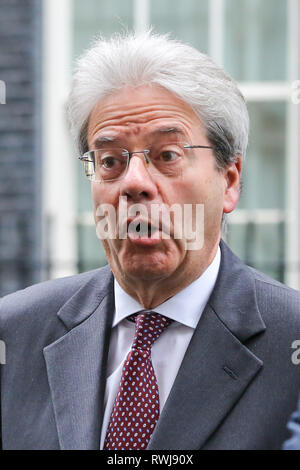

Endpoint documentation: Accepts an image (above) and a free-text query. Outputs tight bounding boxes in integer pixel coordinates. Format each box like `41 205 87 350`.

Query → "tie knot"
129 310 172 351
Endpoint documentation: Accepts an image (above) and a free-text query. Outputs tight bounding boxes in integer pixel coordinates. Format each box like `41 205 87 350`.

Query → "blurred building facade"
0 0 300 297
0 0 43 296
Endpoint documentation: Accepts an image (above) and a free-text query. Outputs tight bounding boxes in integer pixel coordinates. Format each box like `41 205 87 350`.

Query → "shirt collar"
113 246 221 329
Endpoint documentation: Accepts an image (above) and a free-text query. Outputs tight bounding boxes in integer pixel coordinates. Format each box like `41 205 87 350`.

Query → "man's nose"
119 153 158 202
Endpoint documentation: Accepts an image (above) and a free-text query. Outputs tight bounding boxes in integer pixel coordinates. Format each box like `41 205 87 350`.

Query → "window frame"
42 0 300 287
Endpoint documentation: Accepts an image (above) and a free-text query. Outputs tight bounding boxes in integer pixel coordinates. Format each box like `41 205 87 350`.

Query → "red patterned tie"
103 310 172 450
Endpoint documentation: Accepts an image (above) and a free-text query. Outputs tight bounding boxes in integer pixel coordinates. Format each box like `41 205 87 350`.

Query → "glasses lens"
83 149 128 182
147 142 184 179
83 157 96 181
95 149 128 181
81 144 187 181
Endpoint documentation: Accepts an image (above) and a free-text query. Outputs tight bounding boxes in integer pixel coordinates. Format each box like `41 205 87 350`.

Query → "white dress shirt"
100 247 221 448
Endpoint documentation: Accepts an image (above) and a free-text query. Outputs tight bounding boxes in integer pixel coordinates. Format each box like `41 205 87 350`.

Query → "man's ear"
223 155 242 214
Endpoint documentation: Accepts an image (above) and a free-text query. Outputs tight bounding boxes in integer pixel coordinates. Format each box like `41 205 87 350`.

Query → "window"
43 0 300 287
225 0 287 81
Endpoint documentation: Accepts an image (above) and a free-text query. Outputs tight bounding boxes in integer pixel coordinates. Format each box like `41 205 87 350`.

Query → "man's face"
87 85 240 287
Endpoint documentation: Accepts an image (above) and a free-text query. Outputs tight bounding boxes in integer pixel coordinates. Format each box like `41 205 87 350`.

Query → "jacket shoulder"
249 266 300 326
249 265 297 291
0 265 110 325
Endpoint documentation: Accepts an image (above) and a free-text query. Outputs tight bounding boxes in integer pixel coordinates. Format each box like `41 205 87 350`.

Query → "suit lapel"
43 266 114 450
148 240 266 450
148 304 263 450
43 241 266 450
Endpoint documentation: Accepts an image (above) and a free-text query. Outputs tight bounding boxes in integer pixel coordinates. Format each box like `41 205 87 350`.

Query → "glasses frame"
78 144 213 182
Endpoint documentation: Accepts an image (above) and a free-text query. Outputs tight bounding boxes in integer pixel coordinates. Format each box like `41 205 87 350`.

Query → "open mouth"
124 216 165 246
128 219 158 238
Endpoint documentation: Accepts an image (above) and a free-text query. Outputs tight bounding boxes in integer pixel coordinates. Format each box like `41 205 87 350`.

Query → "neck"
112 241 220 308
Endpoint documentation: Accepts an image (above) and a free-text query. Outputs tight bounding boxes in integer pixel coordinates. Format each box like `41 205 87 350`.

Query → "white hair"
67 31 249 168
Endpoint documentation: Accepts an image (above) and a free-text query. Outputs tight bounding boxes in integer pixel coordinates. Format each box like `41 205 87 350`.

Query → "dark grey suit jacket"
1 240 300 450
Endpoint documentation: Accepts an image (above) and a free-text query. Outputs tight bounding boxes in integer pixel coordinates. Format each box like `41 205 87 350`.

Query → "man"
1 31 300 450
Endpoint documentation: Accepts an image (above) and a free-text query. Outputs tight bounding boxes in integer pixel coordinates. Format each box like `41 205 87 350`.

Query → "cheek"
91 183 116 207
179 173 225 211
175 178 211 204
91 185 99 208
91 186 110 223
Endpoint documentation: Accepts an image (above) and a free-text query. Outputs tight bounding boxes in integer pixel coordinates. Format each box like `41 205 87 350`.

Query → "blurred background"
0 0 299 297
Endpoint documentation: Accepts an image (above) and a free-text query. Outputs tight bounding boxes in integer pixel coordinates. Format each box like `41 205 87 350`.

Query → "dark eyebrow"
150 126 186 137
93 126 185 148
94 135 120 147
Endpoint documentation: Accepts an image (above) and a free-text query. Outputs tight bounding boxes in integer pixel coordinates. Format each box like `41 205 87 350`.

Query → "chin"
120 253 178 282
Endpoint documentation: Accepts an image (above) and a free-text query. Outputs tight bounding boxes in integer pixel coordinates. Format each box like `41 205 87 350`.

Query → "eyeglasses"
78 142 213 182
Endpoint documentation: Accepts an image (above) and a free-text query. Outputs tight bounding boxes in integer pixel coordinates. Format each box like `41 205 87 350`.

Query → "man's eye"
159 151 180 162
101 156 117 168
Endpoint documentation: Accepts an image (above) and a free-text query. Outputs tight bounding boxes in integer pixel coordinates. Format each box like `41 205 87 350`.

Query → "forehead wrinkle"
89 118 193 148
97 97 187 115
88 83 205 138
90 94 200 125
88 94 204 148
89 109 198 139
93 125 186 147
